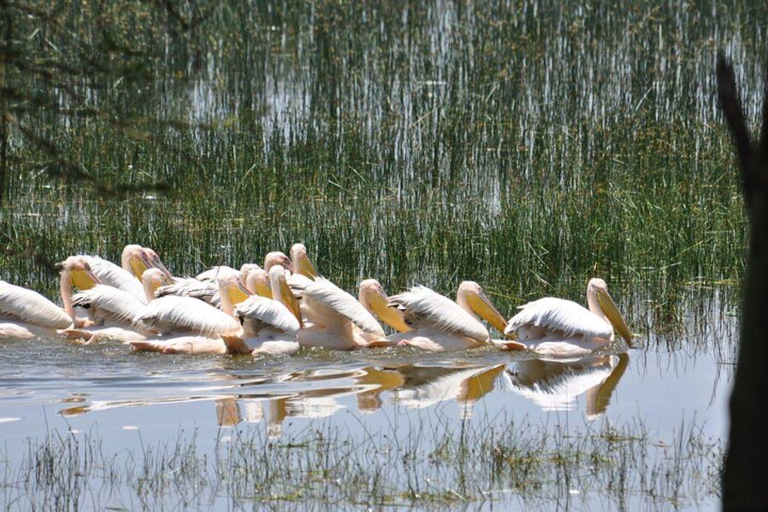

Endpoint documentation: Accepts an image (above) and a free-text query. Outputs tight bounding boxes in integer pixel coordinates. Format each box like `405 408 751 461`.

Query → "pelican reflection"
503 353 629 418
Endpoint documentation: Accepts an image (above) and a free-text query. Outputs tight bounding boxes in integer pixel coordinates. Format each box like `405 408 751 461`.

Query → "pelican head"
57 256 100 290
456 281 508 336
217 273 252 315
238 264 262 291
142 268 173 302
121 244 152 281
290 243 318 279
269 265 302 326
587 278 632 346
57 256 101 322
358 279 410 332
264 252 293 273
245 267 273 298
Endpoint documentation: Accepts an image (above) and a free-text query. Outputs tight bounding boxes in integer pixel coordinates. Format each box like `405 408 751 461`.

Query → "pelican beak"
279 279 303 328
468 290 509 336
71 269 99 290
130 253 152 281
597 290 633 346
297 254 318 279
253 278 273 299
149 254 173 280
460 364 506 402
228 282 251 306
367 289 410 332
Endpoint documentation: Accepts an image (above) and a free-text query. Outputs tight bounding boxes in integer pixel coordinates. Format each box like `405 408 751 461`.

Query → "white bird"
290 276 385 350
58 247 149 305
290 243 319 279
385 281 509 351
220 265 301 356
503 278 633 358
0 280 72 339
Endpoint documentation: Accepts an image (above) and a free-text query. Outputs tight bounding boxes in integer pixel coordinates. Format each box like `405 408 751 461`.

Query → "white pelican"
385 281 509 351
59 252 147 304
196 265 239 282
220 265 301 356
133 269 242 338
0 280 72 339
60 264 171 343
503 278 633 358
159 264 262 308
290 275 385 350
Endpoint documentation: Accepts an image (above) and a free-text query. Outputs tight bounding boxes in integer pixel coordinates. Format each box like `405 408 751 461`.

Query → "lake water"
0 289 733 510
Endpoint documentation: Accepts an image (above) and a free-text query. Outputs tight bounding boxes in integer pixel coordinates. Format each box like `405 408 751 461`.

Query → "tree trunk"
718 56 768 510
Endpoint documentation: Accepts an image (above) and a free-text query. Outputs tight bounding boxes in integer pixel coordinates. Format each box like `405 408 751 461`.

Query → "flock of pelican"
0 243 633 358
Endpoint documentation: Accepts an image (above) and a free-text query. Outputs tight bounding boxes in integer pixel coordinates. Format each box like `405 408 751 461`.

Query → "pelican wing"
235 296 300 336
506 297 613 340
291 277 383 335
134 295 240 337
156 278 221 307
0 280 71 329
71 285 146 326
389 286 489 342
84 256 147 304
196 266 238 282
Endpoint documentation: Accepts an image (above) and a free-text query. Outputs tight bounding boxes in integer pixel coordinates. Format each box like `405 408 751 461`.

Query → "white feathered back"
84 256 147 304
506 297 613 340
71 285 146 325
235 296 300 336
291 277 383 335
388 286 490 342
134 295 239 337
0 280 72 329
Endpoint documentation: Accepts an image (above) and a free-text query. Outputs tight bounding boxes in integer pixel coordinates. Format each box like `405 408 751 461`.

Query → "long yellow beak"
279 279 303 328
597 290 633 346
297 254 318 279
71 269 99 290
253 277 273 299
460 364 506 403
367 290 410 332
227 282 251 306
129 254 151 281
467 291 509 336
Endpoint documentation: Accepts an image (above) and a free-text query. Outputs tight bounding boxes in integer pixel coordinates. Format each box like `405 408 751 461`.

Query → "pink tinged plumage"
0 280 72 329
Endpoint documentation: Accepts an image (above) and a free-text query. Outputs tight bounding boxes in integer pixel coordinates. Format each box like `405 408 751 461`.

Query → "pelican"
220 265 301 356
385 281 509 351
503 278 633 358
128 269 241 355
133 269 242 338
60 265 171 343
0 280 72 339
159 263 262 307
59 251 148 304
290 276 385 350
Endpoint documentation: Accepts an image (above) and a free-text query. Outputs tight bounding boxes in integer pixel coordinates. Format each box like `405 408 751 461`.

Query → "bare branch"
717 55 753 171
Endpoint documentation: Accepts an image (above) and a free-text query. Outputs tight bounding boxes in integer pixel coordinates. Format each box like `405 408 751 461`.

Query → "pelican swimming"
502 278 633 358
0 280 73 339
220 265 302 356
385 281 509 351
290 275 386 350
59 249 148 305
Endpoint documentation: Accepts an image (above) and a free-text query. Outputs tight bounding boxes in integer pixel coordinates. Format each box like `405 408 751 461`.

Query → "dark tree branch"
719 55 768 511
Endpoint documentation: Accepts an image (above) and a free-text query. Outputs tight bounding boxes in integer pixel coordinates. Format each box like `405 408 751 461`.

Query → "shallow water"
0 297 732 509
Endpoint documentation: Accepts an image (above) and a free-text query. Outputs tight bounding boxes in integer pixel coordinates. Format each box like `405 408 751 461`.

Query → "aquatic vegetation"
0 415 722 510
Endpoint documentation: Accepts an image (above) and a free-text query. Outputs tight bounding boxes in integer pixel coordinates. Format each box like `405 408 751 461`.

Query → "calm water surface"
0 291 733 509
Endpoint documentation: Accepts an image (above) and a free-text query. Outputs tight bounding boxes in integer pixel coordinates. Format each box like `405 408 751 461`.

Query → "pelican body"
0 280 72 339
386 281 508 352
503 278 633 358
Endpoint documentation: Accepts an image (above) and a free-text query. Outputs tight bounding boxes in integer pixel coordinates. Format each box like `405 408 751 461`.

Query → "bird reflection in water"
503 353 629 418
58 353 629 433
